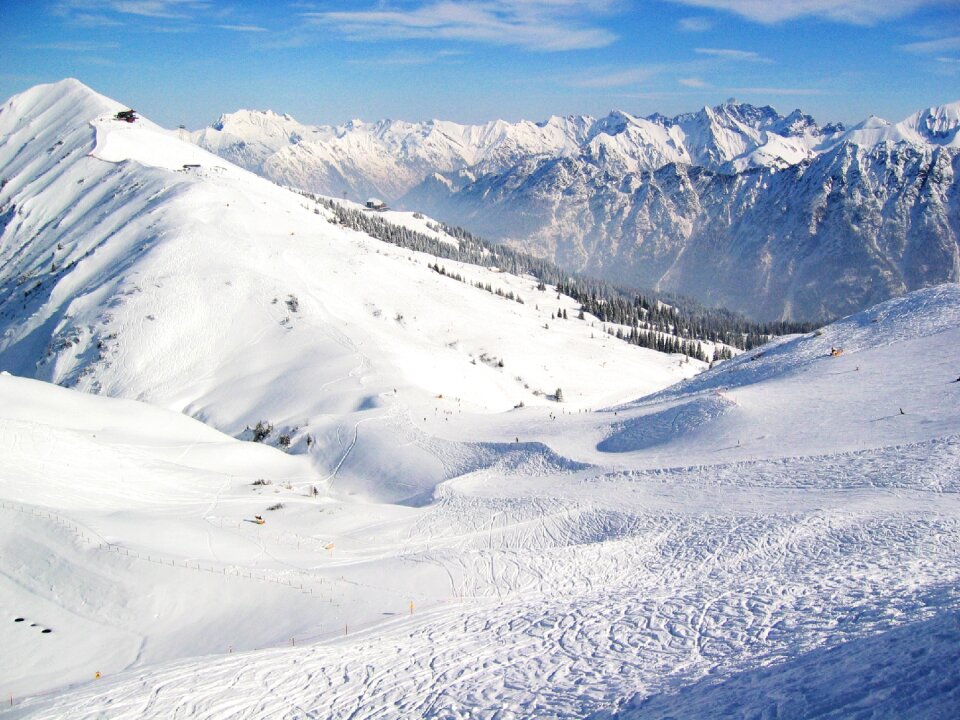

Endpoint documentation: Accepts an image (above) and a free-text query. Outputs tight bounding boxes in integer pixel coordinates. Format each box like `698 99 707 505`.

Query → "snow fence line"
0 501 339 604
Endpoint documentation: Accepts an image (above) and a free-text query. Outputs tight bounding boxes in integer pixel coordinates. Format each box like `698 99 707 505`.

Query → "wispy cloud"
679 76 710 87
69 12 125 27
304 1 620 51
934 55 960 74
218 24 268 33
566 66 660 88
55 0 212 21
694 47 772 62
348 49 467 66
665 0 950 25
901 35 960 54
24 40 121 51
678 16 712 32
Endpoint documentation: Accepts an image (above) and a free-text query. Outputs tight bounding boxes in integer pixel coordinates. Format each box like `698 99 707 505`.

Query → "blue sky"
1 0 959 129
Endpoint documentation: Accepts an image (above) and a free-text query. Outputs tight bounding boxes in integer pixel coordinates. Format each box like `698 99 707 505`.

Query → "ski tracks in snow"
15 440 960 719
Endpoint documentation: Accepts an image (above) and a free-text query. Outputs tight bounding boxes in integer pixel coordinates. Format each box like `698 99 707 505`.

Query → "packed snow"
2 80 959 719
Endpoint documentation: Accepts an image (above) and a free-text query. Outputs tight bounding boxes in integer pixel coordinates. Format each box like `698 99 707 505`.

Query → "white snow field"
1 80 959 719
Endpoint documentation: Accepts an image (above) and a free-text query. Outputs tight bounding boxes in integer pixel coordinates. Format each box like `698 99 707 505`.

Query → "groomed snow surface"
1 81 959 719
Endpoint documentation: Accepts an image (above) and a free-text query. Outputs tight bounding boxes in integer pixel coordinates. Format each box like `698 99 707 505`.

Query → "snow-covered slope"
3 78 959 720
0 79 699 505
5 276 959 717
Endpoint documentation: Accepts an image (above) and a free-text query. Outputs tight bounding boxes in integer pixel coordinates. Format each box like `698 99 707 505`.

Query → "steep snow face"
0 79 699 505
5 284 960 718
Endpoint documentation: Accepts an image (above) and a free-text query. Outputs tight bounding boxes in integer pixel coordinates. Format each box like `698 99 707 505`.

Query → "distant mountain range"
192 100 960 321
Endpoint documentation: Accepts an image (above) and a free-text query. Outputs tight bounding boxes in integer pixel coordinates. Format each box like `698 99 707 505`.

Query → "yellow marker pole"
409 600 414 616
95 671 101 680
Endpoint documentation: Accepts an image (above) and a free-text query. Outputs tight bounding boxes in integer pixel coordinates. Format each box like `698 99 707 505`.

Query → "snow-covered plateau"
1 80 959 719
193 98 960 322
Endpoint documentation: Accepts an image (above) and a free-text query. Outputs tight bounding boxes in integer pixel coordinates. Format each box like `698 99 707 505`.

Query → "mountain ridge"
190 97 960 320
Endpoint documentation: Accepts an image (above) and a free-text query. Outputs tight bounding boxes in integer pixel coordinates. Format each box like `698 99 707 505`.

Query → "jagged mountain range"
192 100 960 321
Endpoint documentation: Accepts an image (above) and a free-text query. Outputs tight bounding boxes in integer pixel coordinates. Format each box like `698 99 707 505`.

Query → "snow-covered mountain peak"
1 78 702 496
0 78 120 130
210 108 307 141
900 100 960 147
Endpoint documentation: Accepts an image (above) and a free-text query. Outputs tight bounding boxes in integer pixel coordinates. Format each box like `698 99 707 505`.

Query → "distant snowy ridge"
191 99 960 321
191 99 960 201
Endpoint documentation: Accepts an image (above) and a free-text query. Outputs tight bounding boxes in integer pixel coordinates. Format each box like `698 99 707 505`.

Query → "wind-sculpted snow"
598 395 735 453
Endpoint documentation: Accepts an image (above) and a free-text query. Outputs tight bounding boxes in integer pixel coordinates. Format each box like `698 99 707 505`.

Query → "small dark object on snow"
953 376 960 383
41 628 52 634
14 617 24 622
900 408 905 415
115 109 138 123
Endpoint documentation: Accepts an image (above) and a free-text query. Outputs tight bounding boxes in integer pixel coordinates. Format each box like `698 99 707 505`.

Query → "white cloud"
69 13 125 27
24 40 121 51
902 35 960 54
694 47 771 62
218 24 268 33
54 0 211 20
348 49 467 66
679 76 710 87
108 1 209 19
304 1 619 51
665 0 951 25
678 16 712 31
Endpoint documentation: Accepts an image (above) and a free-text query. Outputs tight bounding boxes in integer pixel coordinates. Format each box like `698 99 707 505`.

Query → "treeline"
308 194 822 359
